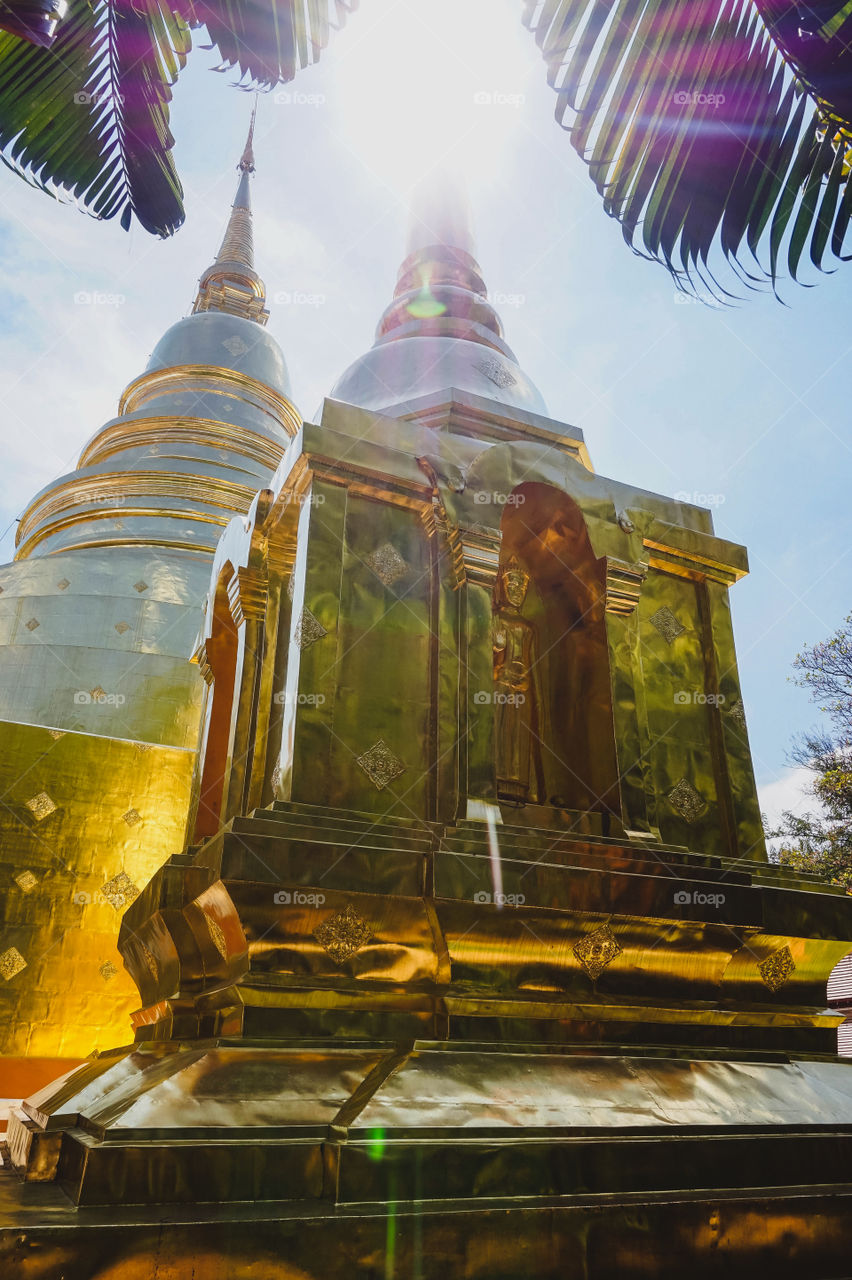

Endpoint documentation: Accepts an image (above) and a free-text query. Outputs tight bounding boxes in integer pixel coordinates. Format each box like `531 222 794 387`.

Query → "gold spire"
192 106 269 326
375 171 504 349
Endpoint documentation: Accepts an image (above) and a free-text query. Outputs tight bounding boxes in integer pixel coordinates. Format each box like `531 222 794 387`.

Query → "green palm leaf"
0 0 357 234
523 0 852 294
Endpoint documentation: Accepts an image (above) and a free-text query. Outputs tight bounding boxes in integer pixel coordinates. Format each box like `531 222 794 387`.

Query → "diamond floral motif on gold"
0 947 27 981
315 904 373 965
122 808 142 827
101 871 140 910
728 699 747 729
356 739 405 790
758 945 796 993
99 960 118 982
293 606 327 649
667 778 706 823
573 923 623 981
649 606 685 644
26 792 57 821
475 356 517 389
223 334 249 357
366 542 409 587
206 914 228 960
14 871 38 893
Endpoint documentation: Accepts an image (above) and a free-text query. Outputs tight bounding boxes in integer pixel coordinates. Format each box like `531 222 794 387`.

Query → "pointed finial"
239 101 257 174
191 105 268 326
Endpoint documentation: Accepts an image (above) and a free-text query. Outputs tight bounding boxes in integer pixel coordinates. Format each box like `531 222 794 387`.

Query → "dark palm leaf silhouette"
0 0 850 296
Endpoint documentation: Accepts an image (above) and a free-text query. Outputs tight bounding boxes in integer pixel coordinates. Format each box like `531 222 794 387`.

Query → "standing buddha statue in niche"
493 557 544 805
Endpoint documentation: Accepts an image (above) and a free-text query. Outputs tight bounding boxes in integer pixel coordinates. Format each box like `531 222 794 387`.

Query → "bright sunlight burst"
331 0 535 194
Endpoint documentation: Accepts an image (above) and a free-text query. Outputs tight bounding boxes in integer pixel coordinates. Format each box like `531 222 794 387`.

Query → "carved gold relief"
356 740 405 790
0 947 27 981
366 541 409 587
728 699 747 729
101 872 140 910
759 945 796 993
222 335 249 357
650 605 685 643
493 558 543 806
667 778 706 823
315 904 373 964
206 914 228 960
475 356 517 389
26 792 56 821
139 942 159 982
573 924 623 980
293 606 327 649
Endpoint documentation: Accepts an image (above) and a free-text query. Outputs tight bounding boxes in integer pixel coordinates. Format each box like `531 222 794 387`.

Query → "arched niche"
499 481 621 824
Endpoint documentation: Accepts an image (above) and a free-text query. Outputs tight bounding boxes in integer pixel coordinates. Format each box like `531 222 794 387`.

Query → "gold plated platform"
3 191 852 1279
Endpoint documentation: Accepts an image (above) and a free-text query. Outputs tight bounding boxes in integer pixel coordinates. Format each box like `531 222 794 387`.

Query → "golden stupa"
3 136 852 1279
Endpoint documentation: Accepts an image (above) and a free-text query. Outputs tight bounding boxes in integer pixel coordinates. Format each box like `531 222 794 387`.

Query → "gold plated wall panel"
0 721 194 1056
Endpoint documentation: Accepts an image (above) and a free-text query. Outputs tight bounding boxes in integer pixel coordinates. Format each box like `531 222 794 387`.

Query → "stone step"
238 811 431 852
52 1122 852 1208
443 827 835 891
271 799 434 831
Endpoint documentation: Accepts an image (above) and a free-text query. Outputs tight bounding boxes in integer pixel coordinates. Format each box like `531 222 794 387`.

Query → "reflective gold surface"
0 150 299 1063
4 205 852 1280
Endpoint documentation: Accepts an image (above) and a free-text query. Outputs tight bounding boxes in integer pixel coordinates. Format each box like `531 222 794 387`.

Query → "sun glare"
331 0 534 195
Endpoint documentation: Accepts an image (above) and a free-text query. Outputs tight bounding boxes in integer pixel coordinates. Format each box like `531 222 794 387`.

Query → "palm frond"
523 0 852 294
0 0 189 233
0 0 356 233
185 0 359 86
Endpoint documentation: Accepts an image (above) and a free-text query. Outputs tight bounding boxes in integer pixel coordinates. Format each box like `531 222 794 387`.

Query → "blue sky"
0 0 849 824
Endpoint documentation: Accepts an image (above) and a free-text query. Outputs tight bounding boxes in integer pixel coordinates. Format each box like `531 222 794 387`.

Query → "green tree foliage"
770 613 852 888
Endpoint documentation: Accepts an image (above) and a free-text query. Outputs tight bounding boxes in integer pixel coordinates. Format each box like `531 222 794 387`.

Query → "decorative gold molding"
454 526 502 590
605 557 647 616
227 566 268 626
644 538 746 586
118 364 300 430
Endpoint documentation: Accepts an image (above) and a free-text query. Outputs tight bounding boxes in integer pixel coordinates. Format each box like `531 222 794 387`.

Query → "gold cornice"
643 537 747 586
118 364 300 431
303 451 433 513
78 416 288 473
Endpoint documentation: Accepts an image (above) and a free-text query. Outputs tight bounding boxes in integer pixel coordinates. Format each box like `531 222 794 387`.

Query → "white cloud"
758 766 819 832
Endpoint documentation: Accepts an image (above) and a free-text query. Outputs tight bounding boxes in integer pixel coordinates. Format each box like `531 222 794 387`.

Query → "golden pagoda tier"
4 189 852 1278
0 124 300 1066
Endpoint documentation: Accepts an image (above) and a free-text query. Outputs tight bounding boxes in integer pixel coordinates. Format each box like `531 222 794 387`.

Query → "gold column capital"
226 566 267 627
